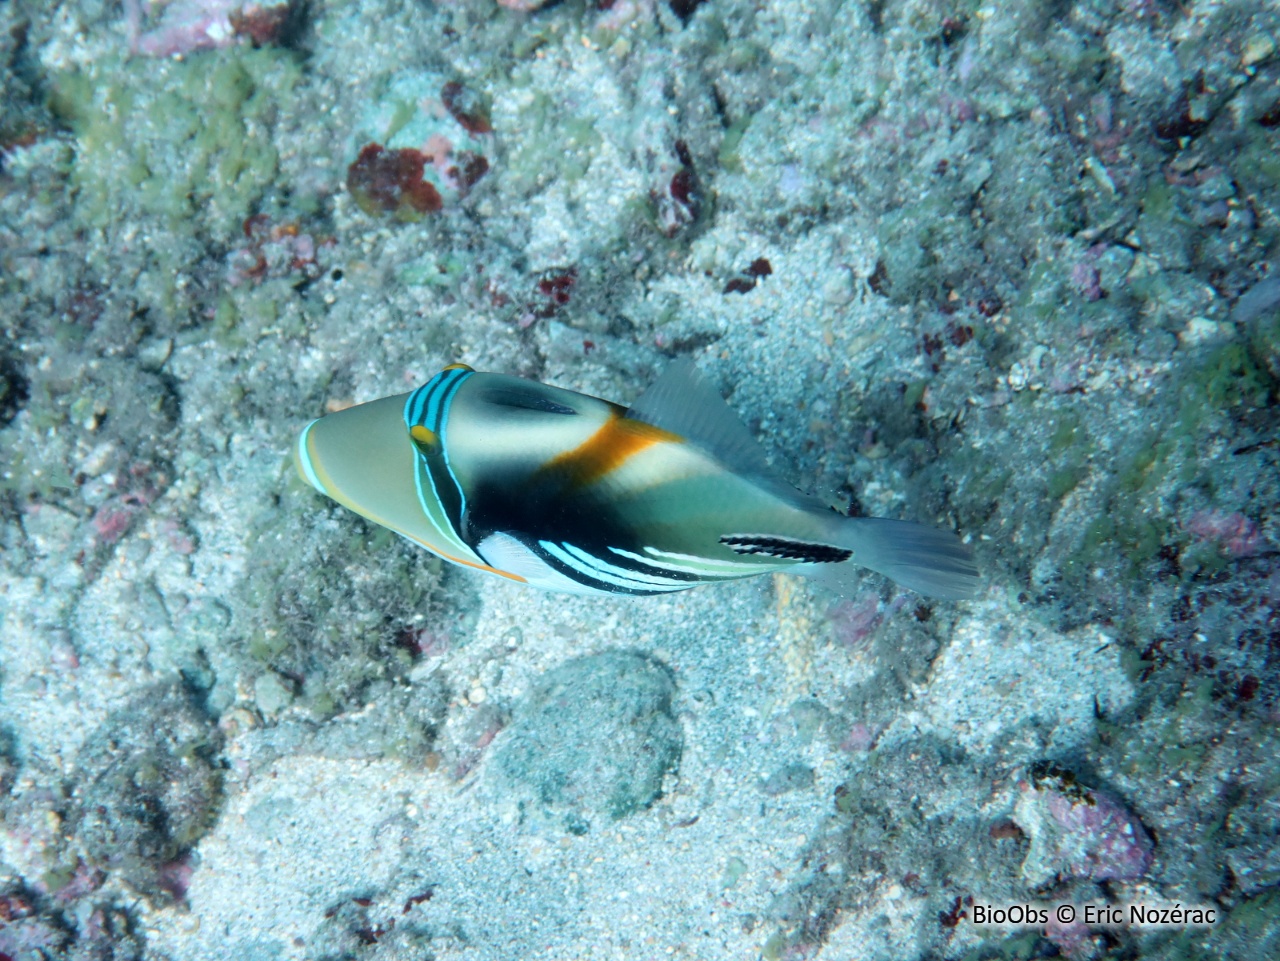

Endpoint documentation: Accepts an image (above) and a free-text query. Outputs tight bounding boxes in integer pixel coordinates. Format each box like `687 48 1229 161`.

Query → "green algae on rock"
50 47 300 238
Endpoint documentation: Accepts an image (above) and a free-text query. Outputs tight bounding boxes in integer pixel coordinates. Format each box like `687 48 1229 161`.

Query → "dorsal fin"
626 359 828 510
625 359 777 478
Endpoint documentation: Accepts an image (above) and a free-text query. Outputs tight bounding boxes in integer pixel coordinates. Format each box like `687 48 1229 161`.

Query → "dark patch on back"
476 387 577 415
720 535 851 564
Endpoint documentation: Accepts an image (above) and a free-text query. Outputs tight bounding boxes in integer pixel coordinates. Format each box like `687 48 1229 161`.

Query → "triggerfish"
294 361 979 599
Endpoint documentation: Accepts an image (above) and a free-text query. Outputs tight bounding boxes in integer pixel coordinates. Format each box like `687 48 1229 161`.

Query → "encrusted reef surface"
1 1 1279 958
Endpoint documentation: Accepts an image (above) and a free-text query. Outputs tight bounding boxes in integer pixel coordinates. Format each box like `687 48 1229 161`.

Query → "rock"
347 73 494 221
760 763 815 797
1012 761 1153 888
495 651 682 828
70 684 224 899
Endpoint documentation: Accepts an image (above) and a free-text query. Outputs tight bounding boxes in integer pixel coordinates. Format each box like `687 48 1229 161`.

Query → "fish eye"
478 388 578 415
409 425 440 456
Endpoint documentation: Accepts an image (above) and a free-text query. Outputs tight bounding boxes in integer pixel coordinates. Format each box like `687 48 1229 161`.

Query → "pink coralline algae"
92 503 139 545
1012 761 1154 888
88 463 165 549
1186 510 1265 558
52 861 105 903
1043 913 1097 961
826 593 883 650
838 722 880 752
157 857 196 900
393 625 450 660
1070 249 1106 302
652 140 701 237
226 215 323 286
125 0 291 58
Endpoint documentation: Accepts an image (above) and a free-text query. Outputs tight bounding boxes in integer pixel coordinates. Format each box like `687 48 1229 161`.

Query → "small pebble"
1241 33 1275 67
254 673 295 715
821 268 855 305
759 763 815 797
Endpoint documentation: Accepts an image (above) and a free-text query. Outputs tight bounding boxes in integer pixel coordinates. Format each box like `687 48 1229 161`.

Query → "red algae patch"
346 74 495 218
347 144 444 221
440 81 492 135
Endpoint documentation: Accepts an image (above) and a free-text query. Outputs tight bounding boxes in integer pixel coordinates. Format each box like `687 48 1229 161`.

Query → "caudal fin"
810 516 980 600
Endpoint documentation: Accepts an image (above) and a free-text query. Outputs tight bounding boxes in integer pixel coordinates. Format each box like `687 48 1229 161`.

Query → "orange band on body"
543 412 682 489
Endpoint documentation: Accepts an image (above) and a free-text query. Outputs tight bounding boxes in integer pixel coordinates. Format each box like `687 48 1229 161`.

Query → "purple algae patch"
1013 761 1154 887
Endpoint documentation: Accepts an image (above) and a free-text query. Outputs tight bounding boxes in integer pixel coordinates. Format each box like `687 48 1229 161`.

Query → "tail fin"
805 516 980 600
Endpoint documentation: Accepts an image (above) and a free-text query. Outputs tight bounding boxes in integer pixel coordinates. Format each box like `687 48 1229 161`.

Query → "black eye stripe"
478 388 577 415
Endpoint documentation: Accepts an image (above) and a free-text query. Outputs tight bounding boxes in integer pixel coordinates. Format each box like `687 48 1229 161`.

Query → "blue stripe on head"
437 372 467 438
296 419 324 492
404 383 430 429
404 365 472 432
420 371 452 427
403 366 474 548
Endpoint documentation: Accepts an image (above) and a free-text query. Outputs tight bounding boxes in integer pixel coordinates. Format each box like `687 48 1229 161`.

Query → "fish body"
295 361 979 599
